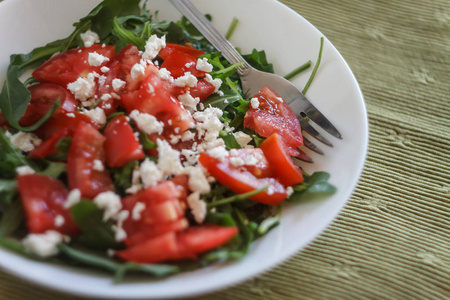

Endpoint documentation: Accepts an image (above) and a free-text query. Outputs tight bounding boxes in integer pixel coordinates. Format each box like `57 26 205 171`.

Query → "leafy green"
0 199 23 236
288 172 336 202
302 37 324 94
71 201 120 250
219 130 241 149
110 160 138 195
284 60 312 81
242 49 274 73
139 131 157 150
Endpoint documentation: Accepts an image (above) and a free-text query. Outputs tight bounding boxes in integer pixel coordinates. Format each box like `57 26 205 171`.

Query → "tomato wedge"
67 122 113 199
28 128 71 159
244 86 303 147
161 50 205 78
36 112 100 140
259 133 304 186
19 83 77 127
17 174 79 235
158 43 205 60
117 225 238 264
188 79 216 101
103 115 145 168
198 152 287 205
33 44 115 87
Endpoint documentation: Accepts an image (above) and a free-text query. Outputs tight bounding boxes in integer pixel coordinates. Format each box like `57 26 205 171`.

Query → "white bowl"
0 0 368 298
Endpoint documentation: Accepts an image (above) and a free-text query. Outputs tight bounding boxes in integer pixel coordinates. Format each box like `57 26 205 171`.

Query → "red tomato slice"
244 86 303 147
134 72 193 133
67 122 113 199
188 79 216 101
19 83 77 127
17 174 79 235
117 225 238 264
231 148 273 178
32 44 115 87
28 128 71 159
121 181 187 246
259 133 304 186
158 43 205 60
36 112 100 140
198 152 287 205
103 115 145 168
160 50 205 78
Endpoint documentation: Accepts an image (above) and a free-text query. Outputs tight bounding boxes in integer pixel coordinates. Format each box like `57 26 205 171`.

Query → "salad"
0 0 335 280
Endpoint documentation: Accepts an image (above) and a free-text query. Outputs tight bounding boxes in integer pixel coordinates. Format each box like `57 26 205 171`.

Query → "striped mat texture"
0 0 449 299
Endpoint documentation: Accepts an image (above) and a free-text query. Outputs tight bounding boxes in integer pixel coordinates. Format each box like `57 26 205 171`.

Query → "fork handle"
168 0 251 75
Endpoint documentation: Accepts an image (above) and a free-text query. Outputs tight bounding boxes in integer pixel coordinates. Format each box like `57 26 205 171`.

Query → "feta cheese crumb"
185 166 211 194
286 186 294 197
196 58 213 72
100 93 112 101
5 131 42 152
92 159 104 172
229 156 245 167
157 139 184 176
185 62 195 68
140 158 163 188
204 74 222 92
88 52 110 67
100 66 110 73
112 210 129 242
158 68 174 83
186 192 207 224
81 107 106 126
125 167 142 194
132 202 146 221
112 78 126 92
142 35 166 60
67 72 97 101
65 189 81 208
16 165 35 175
181 130 195 142
80 30 100 47
129 110 164 135
54 215 65 227
234 131 253 148
178 92 200 111
93 191 122 222
207 145 229 161
174 72 198 87
66 113 75 118
22 231 65 257
250 97 260 109
130 63 146 80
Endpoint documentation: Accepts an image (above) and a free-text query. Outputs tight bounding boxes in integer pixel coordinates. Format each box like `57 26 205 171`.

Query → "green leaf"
288 172 336 202
0 199 24 236
58 243 119 272
219 130 241 149
114 263 179 282
139 131 156 150
111 16 146 49
242 49 274 73
71 201 120 250
111 160 139 194
38 162 67 178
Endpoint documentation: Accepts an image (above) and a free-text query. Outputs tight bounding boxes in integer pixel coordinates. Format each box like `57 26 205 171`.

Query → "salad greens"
0 0 335 281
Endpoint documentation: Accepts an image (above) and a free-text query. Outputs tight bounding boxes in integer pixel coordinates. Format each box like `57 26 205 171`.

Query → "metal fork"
169 0 342 159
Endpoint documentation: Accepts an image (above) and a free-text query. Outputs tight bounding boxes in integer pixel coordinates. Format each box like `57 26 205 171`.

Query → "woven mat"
1 0 450 299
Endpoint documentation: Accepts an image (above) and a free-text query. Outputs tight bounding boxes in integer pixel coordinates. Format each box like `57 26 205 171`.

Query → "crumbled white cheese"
112 78 126 92
80 30 100 47
88 52 110 67
185 62 195 68
158 68 174 83
170 134 181 145
193 107 224 148
81 107 106 126
244 154 258 166
5 131 42 152
66 113 75 118
132 202 146 221
181 149 199 167
129 110 164 135
100 66 110 73
207 145 229 161
54 215 65 227
181 130 195 142
125 167 142 194
22 231 65 257
130 63 146 80
93 191 122 222
65 189 81 208
67 72 97 101
103 103 112 110
186 192 206 224
185 166 211 194
229 156 245 167
174 72 198 87
250 97 260 109
97 74 107 87
178 92 200 111
140 158 163 188
100 94 112 101
234 131 253 148
16 165 35 175
286 186 294 197
92 159 104 172
157 139 184 176
112 210 129 242
204 74 222 92
142 35 166 60
196 58 213 72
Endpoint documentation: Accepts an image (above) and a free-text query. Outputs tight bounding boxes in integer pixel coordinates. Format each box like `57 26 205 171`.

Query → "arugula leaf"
288 172 336 202
139 132 156 150
0 199 24 236
114 263 179 282
219 130 241 149
242 49 274 73
71 201 120 250
110 160 138 195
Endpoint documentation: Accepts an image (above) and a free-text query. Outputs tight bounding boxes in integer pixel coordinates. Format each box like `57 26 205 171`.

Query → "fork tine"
303 136 324 155
303 104 342 139
299 117 333 147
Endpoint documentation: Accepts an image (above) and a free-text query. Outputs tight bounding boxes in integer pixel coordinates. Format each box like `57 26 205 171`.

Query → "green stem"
284 60 312 81
207 186 268 208
225 18 239 40
302 37 324 94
